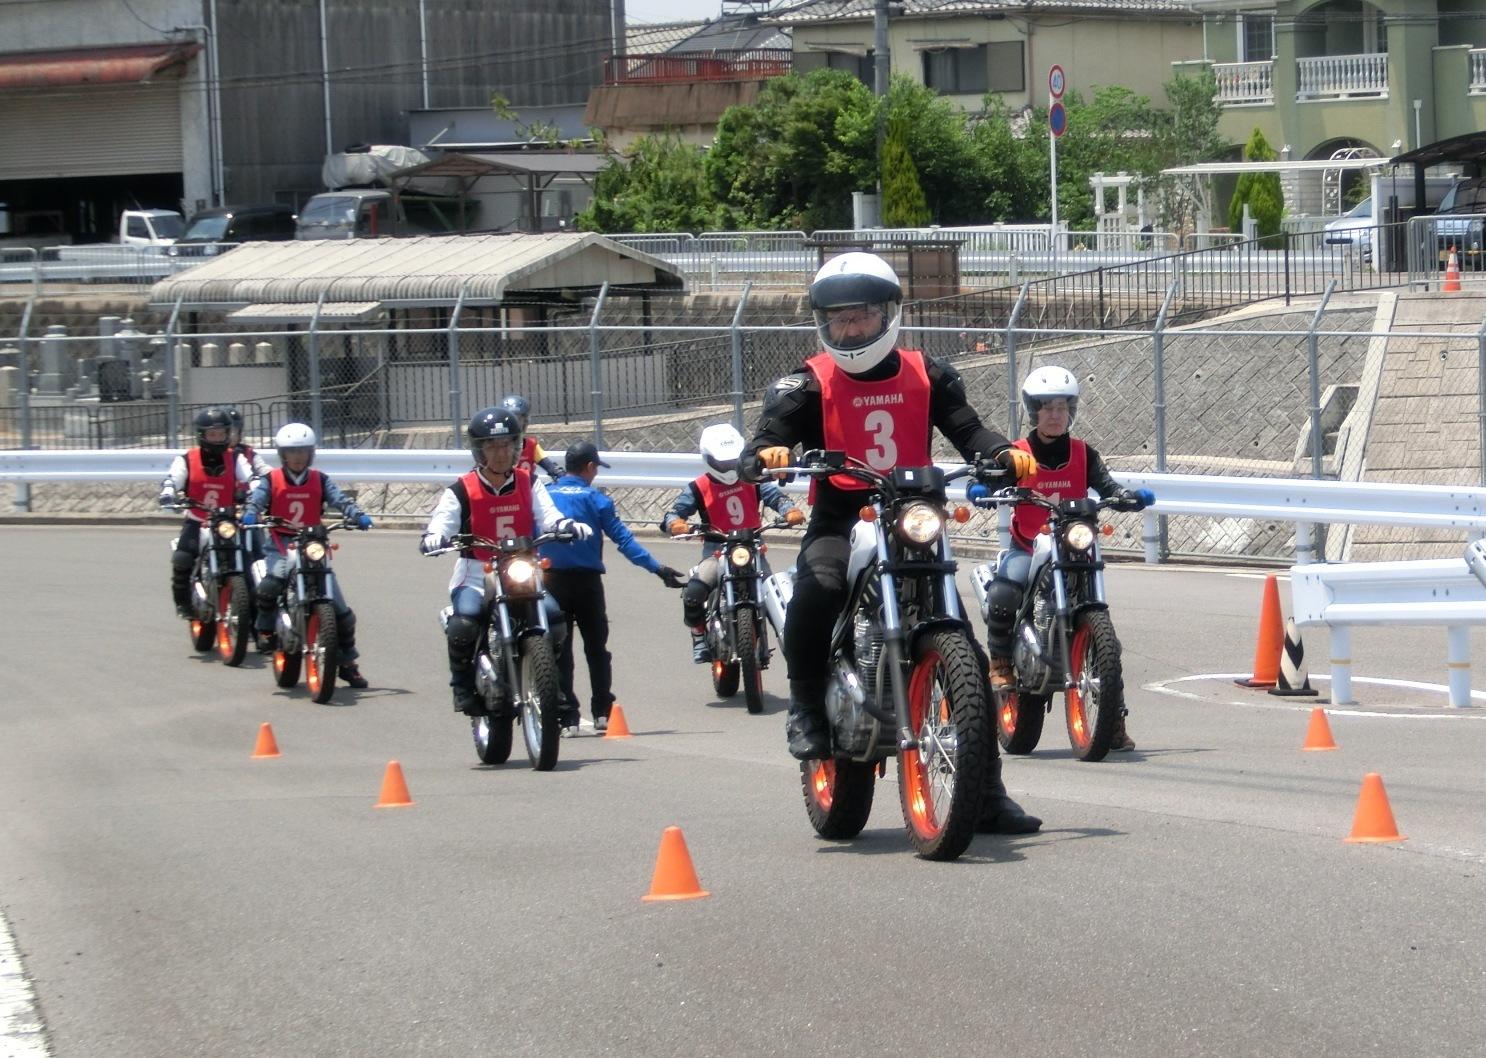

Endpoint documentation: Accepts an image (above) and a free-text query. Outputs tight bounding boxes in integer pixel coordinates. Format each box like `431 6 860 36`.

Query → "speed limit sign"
1049 64 1065 99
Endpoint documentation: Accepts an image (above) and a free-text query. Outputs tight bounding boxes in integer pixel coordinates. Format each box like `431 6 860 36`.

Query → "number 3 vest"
694 475 761 531
805 349 932 494
458 467 535 560
1010 437 1088 550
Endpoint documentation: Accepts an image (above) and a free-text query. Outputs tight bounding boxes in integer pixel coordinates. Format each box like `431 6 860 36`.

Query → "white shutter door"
0 84 183 180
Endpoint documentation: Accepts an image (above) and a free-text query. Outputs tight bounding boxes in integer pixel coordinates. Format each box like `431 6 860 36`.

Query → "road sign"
1049 101 1068 138
1049 64 1065 99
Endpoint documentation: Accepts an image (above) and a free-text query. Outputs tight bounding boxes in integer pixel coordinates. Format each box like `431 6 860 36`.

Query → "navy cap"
564 440 611 471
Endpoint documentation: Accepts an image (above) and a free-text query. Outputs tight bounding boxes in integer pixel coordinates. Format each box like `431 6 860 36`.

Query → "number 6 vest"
805 349 932 494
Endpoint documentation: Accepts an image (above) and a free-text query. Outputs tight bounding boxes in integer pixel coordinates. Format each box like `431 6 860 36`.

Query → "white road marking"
0 908 49 1057
1145 672 1486 717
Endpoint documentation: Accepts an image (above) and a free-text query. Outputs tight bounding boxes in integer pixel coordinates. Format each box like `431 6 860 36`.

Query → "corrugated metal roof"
228 302 385 323
772 0 1192 22
0 42 200 89
148 233 685 310
627 21 707 53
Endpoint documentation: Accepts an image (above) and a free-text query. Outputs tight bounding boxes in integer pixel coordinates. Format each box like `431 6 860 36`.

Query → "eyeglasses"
826 307 884 327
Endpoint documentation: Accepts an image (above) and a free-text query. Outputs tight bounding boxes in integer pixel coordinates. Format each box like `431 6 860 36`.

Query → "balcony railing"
603 49 793 86
1471 49 1486 94
1296 53 1388 100
1214 60 1274 105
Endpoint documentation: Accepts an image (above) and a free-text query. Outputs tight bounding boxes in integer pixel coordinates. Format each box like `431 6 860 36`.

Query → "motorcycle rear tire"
189 577 215 653
1066 610 1124 762
216 576 251 667
473 713 514 765
711 656 740 699
898 629 993 861
519 636 563 771
273 643 301 688
737 609 764 715
306 602 340 704
995 686 1049 755
801 758 876 839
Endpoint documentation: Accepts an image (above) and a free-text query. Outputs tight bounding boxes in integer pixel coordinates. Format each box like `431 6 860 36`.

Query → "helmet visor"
815 302 893 352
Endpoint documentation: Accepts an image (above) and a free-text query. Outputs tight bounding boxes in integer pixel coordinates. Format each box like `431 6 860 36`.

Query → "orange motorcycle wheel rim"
305 612 321 694
1066 623 1093 753
902 650 951 840
215 584 234 658
807 759 835 812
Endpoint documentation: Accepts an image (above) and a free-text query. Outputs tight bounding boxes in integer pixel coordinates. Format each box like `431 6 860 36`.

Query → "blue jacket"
540 474 661 574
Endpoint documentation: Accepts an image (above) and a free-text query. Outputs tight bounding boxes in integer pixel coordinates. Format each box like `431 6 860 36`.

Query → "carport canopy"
148 231 685 311
388 151 611 232
1390 131 1486 208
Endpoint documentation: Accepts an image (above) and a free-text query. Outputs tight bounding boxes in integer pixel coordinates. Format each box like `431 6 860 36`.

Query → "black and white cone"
1269 617 1319 697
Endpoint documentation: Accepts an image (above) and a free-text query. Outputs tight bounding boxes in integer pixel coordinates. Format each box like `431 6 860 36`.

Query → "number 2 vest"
458 467 534 560
694 475 762 531
805 349 932 494
1010 437 1088 550
184 448 235 522
267 468 324 542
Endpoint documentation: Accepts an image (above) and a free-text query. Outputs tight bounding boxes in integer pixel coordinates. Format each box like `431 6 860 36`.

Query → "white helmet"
1021 366 1080 427
809 251 902 375
273 422 317 465
699 423 746 485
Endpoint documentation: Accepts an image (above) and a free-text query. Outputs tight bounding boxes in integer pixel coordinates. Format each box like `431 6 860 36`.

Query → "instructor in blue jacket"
541 441 687 733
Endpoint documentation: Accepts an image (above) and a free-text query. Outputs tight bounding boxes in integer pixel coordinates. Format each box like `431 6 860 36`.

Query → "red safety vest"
1011 437 1088 550
695 475 762 531
267 468 324 542
806 349 932 495
517 436 540 474
183 448 235 522
460 467 534 560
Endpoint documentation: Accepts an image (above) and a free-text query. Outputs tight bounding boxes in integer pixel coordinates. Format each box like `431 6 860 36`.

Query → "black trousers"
170 515 203 607
782 511 858 683
544 568 615 720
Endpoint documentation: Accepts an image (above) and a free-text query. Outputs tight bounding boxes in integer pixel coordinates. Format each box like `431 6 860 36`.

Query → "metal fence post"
1307 280 1337 481
447 282 469 447
163 293 185 445
589 282 610 446
1477 314 1486 488
1151 279 1179 561
1284 231 1292 307
307 293 325 438
729 281 753 432
14 298 35 512
1005 283 1029 437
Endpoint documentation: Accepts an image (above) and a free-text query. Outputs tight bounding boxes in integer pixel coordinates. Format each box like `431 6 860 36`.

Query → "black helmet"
499 394 531 431
194 406 232 455
467 406 522 464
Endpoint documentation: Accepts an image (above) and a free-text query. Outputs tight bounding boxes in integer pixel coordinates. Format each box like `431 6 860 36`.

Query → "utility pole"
873 0 891 191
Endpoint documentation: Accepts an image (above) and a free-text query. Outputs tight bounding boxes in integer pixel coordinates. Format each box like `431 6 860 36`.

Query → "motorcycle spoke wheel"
519 636 563 771
800 758 876 840
737 610 764 715
897 630 992 861
306 602 340 704
1066 611 1124 762
189 587 215 652
216 578 250 667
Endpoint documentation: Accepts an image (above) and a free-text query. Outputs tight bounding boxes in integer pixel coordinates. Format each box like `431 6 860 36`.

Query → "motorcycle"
969 487 1148 762
677 521 799 714
784 450 1004 861
427 530 575 771
258 516 354 704
172 500 255 666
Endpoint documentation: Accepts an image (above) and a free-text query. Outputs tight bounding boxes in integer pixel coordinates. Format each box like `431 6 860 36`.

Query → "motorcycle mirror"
858 506 875 522
952 505 971 524
1101 524 1114 537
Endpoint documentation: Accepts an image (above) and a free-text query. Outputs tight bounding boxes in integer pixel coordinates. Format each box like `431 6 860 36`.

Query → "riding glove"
668 519 690 536
555 518 593 541
784 508 805 526
241 509 258 525
656 565 687 589
356 514 374 530
420 533 449 554
998 447 1038 482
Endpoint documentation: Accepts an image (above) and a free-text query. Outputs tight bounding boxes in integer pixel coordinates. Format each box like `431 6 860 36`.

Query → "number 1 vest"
1010 437 1088 550
805 349 932 494
184 448 235 522
458 467 534 560
695 475 762 531
267 468 324 543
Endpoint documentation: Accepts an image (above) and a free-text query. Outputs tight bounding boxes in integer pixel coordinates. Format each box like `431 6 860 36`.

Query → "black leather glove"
657 565 687 590
1110 488 1154 513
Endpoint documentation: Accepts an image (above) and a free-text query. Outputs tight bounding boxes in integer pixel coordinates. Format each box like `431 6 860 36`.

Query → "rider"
500 394 562 482
420 406 594 718
225 407 272 483
242 422 373 688
977 366 1148 752
741 251 1041 833
662 422 803 663
157 406 254 619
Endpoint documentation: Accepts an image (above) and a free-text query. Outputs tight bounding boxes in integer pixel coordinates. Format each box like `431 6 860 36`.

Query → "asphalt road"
3 525 1486 1058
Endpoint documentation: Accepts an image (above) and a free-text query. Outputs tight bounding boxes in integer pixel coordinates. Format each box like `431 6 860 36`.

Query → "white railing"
1296 53 1388 100
1213 60 1274 105
1471 49 1486 93
1290 553 1486 706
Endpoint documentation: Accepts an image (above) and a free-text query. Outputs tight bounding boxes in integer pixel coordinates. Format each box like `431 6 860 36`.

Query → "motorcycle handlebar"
423 530 572 557
672 521 804 543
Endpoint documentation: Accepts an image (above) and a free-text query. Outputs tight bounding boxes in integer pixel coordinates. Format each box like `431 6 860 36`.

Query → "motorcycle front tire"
1066 609 1124 762
519 636 563 771
737 608 764 715
306 601 340 704
216 576 251 667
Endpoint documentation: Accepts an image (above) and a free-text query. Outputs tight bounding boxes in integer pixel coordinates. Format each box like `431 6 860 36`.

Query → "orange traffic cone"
251 722 281 759
642 826 709 901
375 760 415 808
1345 772 1405 843
1444 247 1463 293
604 703 633 739
1301 706 1337 751
1235 574 1284 688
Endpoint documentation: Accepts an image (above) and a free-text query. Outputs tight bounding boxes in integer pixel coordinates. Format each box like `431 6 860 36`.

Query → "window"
126 216 148 238
1241 13 1275 63
923 45 989 96
986 41 1024 93
794 49 874 85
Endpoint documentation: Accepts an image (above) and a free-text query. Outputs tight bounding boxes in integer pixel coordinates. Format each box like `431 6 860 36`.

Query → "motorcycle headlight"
1064 522 1096 551
505 557 536 584
215 521 238 540
896 503 944 547
303 540 327 562
728 546 752 568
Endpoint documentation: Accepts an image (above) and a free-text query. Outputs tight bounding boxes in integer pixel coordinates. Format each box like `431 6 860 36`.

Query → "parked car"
118 209 184 250
1431 177 1486 269
1324 196 1378 257
168 205 298 257
294 189 459 240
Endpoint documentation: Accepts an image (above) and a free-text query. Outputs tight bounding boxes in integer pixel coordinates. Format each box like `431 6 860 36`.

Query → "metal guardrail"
1290 553 1486 706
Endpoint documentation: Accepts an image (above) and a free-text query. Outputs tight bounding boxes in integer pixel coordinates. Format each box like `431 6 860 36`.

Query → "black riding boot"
977 754 1042 834
785 678 831 761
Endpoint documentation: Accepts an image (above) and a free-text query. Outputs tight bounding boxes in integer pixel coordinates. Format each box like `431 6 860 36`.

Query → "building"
0 0 614 243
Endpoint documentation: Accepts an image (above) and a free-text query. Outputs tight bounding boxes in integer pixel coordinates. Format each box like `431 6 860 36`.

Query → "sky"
625 0 728 23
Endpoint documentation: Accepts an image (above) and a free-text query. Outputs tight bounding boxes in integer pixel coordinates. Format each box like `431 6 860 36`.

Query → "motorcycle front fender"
905 616 977 658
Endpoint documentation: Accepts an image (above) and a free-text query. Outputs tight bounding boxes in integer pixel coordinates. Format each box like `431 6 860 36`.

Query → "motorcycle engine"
1013 590 1056 693
826 659 876 758
853 611 885 705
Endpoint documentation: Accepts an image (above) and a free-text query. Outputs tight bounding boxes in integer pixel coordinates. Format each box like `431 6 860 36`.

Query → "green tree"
1227 126 1283 242
966 96 1047 222
574 133 717 233
881 78 983 223
881 112 931 227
